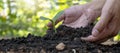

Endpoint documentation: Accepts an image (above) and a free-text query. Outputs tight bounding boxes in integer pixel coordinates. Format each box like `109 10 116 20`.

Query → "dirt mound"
0 24 120 53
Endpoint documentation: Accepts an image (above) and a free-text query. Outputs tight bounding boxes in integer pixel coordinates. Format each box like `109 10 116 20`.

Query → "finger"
64 9 100 28
81 25 113 43
92 0 114 34
81 36 112 43
81 35 98 42
47 13 65 27
47 22 53 27
96 17 120 43
81 28 110 43
81 21 119 43
97 32 118 43
93 14 112 35
82 0 120 43
81 30 110 43
63 6 83 24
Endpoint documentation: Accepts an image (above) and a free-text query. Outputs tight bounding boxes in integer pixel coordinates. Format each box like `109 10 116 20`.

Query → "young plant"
40 11 64 33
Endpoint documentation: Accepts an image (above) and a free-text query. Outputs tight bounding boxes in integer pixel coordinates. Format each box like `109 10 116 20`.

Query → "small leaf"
40 16 54 26
40 16 51 20
53 11 64 21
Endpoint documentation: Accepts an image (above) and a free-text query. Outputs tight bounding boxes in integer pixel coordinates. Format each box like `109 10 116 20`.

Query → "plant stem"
53 21 57 33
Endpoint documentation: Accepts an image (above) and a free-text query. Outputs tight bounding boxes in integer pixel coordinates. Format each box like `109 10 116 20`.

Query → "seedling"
40 11 64 33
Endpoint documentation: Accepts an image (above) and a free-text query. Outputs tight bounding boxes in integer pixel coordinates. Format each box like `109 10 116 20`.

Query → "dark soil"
0 24 120 53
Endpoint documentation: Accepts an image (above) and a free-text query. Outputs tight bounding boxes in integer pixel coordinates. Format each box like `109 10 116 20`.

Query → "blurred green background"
0 0 90 37
0 0 120 41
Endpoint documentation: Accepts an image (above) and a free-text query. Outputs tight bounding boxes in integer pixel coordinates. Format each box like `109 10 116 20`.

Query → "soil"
0 23 120 53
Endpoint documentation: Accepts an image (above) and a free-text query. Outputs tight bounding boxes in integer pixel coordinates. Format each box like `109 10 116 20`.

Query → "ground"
0 24 120 53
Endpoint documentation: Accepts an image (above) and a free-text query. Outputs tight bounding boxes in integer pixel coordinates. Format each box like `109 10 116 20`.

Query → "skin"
48 0 120 43
48 0 106 28
81 0 120 43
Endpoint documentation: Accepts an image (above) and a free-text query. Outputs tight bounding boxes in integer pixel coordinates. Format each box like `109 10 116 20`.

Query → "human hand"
81 0 120 43
47 0 106 28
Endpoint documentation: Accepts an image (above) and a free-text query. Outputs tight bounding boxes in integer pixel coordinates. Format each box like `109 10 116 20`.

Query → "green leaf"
40 16 54 23
40 16 51 20
53 11 64 21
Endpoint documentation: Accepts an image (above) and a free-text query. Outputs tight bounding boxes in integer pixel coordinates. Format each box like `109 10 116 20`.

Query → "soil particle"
56 42 66 50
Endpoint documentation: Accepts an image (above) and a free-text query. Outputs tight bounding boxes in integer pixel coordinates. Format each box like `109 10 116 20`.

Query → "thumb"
92 0 113 35
81 35 98 42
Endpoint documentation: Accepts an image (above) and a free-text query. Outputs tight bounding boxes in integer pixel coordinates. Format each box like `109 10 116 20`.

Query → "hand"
47 0 106 28
81 0 120 43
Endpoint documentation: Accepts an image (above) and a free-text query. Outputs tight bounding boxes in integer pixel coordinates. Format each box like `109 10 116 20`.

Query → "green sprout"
40 11 64 33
